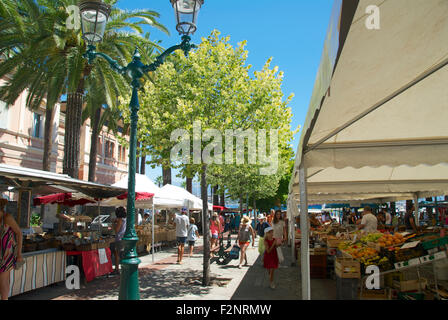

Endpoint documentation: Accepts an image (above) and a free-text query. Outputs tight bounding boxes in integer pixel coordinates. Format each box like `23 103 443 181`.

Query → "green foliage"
31 213 41 227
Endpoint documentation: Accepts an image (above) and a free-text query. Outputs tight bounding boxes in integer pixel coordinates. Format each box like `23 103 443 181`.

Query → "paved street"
10 235 336 300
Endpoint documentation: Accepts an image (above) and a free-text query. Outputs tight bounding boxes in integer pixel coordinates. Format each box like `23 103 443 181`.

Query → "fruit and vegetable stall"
301 224 448 300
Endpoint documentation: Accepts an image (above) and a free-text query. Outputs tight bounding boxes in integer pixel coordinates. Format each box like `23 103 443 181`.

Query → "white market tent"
158 184 213 211
287 0 448 300
101 173 160 208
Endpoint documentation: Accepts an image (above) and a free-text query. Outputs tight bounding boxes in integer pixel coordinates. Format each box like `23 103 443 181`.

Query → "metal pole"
152 203 155 263
414 194 420 228
119 82 141 300
299 166 310 300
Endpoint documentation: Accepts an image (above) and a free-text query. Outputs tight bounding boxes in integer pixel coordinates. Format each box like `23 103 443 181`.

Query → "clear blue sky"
116 0 334 185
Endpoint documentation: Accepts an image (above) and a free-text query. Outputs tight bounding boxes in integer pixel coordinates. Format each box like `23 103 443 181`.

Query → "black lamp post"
78 0 204 300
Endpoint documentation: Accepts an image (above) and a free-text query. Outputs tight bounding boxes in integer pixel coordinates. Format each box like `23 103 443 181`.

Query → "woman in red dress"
263 227 278 289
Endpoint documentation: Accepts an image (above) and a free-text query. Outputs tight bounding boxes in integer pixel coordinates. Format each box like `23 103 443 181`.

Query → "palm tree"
155 175 163 187
0 0 168 179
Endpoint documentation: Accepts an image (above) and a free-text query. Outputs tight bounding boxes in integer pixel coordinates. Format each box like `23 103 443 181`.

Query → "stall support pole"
152 204 155 263
299 166 310 300
414 194 420 227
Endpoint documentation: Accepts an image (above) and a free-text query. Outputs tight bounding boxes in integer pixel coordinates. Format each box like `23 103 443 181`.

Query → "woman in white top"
272 210 287 246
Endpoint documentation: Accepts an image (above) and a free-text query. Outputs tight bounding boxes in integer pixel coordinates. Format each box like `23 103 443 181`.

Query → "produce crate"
23 243 38 252
310 248 327 255
360 288 390 300
336 276 359 300
62 243 76 251
75 243 96 251
421 236 448 250
393 278 427 292
327 238 343 248
335 257 361 279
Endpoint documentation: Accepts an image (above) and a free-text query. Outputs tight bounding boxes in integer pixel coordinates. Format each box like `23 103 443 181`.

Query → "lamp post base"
119 237 141 300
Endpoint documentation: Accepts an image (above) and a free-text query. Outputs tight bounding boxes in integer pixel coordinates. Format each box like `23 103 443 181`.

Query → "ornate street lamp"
170 0 204 36
78 0 203 300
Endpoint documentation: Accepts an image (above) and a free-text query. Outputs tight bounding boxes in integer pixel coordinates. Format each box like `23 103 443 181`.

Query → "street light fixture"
170 0 204 36
78 0 203 300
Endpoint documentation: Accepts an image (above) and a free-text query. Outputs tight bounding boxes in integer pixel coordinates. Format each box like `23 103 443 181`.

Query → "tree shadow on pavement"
139 268 211 299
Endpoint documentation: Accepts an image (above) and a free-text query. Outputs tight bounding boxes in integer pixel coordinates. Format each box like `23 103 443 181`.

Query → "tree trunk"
42 106 55 171
186 177 193 193
140 154 146 175
162 165 172 185
213 186 219 205
239 194 243 219
88 106 102 182
63 92 83 179
219 189 225 207
201 164 210 286
426 197 433 221
41 105 55 221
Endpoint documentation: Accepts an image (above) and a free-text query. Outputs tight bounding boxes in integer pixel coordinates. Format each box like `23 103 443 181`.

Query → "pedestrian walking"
255 214 271 256
174 208 190 264
0 198 23 300
263 227 278 289
210 212 222 257
272 210 287 266
187 218 200 258
110 206 126 275
236 216 255 269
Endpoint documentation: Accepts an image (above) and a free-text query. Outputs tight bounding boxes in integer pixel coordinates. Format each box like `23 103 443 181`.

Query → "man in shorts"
174 208 190 264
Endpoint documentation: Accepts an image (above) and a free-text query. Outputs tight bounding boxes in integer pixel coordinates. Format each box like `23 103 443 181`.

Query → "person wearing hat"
263 226 279 289
235 216 256 269
255 213 271 256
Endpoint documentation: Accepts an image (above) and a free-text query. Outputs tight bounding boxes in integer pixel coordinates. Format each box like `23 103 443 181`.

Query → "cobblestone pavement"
10 235 336 300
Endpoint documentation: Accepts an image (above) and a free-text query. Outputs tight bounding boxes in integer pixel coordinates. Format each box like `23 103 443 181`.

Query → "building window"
105 140 115 159
32 112 42 138
122 146 126 162
0 100 8 129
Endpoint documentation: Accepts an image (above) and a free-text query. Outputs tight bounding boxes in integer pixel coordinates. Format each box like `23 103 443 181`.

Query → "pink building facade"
0 78 129 186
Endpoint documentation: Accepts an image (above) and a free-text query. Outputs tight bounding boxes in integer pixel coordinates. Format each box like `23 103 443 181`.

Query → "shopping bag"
276 246 284 264
258 237 265 255
229 244 240 260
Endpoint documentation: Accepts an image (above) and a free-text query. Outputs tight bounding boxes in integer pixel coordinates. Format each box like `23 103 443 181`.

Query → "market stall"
0 164 125 296
287 0 448 299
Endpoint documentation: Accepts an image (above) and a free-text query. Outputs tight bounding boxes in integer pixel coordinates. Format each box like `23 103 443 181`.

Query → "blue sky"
116 0 334 185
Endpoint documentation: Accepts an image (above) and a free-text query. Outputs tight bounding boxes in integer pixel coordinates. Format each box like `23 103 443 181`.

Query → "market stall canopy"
152 186 186 209
291 164 448 205
33 192 97 207
212 205 229 212
100 174 159 208
0 164 125 198
158 184 213 211
293 0 448 173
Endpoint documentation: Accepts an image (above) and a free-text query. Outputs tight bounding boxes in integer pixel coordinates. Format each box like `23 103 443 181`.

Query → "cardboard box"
359 288 390 300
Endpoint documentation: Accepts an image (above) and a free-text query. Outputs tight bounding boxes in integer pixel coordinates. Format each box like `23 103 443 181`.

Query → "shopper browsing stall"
256 214 271 255
357 206 378 234
111 206 126 275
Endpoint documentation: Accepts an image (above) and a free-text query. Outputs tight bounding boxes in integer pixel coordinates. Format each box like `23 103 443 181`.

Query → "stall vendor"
309 213 322 228
404 203 418 233
357 206 378 233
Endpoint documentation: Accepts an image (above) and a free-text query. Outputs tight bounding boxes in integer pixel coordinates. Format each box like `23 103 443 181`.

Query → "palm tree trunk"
136 141 140 173
41 105 55 221
63 92 83 178
88 106 102 182
201 164 210 286
42 105 55 171
140 154 146 175
186 177 193 193
162 165 171 185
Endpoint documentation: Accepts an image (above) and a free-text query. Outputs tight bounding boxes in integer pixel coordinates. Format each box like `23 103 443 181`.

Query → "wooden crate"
335 257 361 279
327 238 344 248
393 278 427 292
310 248 327 255
360 288 390 300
